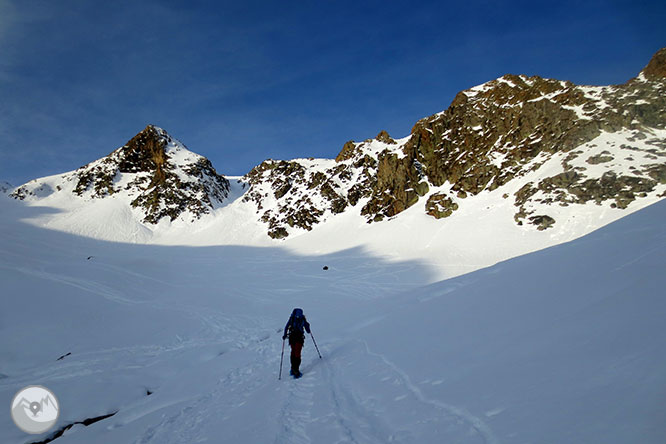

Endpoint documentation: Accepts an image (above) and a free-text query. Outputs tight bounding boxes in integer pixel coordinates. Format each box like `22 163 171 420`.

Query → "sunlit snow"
1 183 665 443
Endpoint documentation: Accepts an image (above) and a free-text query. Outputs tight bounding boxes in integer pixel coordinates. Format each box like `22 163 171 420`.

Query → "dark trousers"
289 337 304 373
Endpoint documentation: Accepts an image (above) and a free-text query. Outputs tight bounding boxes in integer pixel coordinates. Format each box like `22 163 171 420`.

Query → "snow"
496 76 518 88
2 89 665 441
339 136 409 161
562 104 593 120
10 139 664 281
1 178 665 443
565 128 666 178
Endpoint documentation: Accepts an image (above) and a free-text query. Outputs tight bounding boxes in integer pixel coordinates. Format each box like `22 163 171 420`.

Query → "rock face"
242 48 666 237
9 50 666 238
12 125 230 223
242 132 400 238
641 47 666 81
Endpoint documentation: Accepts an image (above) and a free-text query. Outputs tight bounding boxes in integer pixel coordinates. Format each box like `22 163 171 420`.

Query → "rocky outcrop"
401 68 664 228
15 50 665 238
241 48 666 237
640 47 666 81
13 125 230 224
425 193 458 219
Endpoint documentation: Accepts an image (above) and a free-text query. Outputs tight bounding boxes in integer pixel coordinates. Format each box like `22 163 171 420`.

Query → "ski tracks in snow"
132 329 277 444
320 352 396 444
274 377 315 444
358 339 500 444
274 338 500 444
274 347 393 444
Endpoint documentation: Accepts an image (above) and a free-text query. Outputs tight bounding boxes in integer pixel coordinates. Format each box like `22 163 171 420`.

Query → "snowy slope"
1 191 664 443
9 142 665 282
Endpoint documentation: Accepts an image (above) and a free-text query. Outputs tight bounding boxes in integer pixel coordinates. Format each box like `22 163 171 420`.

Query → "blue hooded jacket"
283 308 311 340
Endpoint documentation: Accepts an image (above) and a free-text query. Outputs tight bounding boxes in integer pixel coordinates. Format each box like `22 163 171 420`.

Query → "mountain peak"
375 130 396 144
640 47 666 80
12 126 230 224
131 124 172 146
115 124 174 183
242 52 666 238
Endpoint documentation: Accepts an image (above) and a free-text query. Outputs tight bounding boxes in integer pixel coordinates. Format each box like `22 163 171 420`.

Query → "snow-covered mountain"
7 49 666 280
12 125 230 225
243 48 666 238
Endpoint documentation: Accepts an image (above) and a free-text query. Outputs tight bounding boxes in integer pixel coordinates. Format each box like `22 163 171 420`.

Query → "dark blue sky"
1 0 664 185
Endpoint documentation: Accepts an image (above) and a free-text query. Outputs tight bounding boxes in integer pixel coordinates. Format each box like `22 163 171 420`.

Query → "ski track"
1 254 498 444
320 351 395 444
3 211 614 444
359 339 500 444
274 376 314 444
132 324 279 444
1 264 141 305
0 315 267 390
274 344 390 444
91 261 186 288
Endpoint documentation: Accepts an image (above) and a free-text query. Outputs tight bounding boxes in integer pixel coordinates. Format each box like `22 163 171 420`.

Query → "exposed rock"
239 48 666 238
375 130 396 144
529 215 556 230
335 141 358 162
586 153 614 164
268 227 289 239
13 125 230 224
361 151 422 220
640 47 666 80
645 164 666 183
426 193 459 219
31 412 117 444
415 181 429 196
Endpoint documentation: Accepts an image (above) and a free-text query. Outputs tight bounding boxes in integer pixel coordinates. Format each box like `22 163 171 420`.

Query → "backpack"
290 309 306 335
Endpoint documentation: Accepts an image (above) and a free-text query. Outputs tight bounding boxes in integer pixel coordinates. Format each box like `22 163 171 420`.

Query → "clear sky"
1 0 664 186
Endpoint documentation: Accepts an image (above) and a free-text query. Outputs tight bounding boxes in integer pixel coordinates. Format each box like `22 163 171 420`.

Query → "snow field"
1 187 665 443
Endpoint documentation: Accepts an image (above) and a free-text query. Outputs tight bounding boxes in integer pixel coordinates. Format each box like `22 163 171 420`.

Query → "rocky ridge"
241 135 406 238
8 50 665 238
242 49 666 238
12 125 230 223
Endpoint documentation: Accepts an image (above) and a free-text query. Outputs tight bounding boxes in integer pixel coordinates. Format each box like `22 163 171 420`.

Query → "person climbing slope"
282 308 311 378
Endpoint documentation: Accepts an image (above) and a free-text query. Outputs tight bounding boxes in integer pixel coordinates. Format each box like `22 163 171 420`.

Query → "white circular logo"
11 385 60 434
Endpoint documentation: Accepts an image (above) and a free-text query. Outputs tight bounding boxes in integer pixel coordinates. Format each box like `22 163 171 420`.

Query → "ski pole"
278 338 285 380
310 332 322 359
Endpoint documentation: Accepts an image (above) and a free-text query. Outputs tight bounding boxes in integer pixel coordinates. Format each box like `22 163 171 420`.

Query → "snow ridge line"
359 339 500 444
3 265 140 305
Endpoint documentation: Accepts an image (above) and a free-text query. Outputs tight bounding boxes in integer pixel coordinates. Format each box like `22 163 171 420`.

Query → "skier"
282 308 311 378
